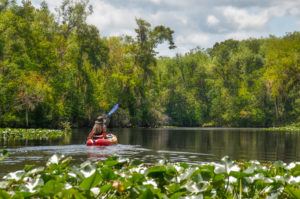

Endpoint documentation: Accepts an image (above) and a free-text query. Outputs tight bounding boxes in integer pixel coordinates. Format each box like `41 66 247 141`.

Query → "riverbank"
0 154 299 198
0 128 70 140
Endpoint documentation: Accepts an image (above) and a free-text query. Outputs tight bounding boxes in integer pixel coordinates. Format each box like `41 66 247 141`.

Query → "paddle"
105 104 119 119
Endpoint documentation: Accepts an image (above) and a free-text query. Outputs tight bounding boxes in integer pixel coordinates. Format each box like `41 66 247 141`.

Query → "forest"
0 0 299 128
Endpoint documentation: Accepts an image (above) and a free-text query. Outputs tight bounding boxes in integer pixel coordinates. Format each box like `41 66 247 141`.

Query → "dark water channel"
1 128 300 177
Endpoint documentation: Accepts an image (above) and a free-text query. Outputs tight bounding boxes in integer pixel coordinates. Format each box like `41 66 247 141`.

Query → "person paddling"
87 114 108 140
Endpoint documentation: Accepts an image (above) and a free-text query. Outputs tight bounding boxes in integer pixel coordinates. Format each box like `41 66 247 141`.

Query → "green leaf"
213 174 225 182
13 191 32 198
191 172 203 183
100 184 112 193
139 188 154 199
79 170 102 191
170 191 185 199
166 166 177 176
199 170 213 181
0 190 10 199
180 163 189 169
0 149 8 162
131 173 145 184
230 171 246 179
284 186 300 198
41 180 64 195
61 188 86 199
2 149 8 156
101 167 115 181
129 160 143 166
147 166 167 178
291 165 300 176
166 183 181 193
103 160 119 167
24 165 35 172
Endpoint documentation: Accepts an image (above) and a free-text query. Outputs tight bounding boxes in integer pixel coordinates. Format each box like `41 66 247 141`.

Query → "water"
1 128 300 177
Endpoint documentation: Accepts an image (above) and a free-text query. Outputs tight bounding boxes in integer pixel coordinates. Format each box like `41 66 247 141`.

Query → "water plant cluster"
0 154 299 198
263 124 300 132
0 128 70 140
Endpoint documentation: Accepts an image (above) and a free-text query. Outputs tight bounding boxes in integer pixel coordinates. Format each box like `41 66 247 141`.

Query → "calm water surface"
1 128 299 177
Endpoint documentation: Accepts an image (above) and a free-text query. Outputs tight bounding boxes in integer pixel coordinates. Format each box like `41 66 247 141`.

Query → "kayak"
86 133 118 146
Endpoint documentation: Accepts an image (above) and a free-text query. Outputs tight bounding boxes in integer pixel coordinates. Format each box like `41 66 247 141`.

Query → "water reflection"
113 128 300 162
0 128 300 177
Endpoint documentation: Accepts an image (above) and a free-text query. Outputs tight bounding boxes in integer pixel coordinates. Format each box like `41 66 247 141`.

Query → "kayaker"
87 114 108 139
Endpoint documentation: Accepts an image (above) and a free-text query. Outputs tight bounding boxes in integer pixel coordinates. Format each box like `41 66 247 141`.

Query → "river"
1 128 299 177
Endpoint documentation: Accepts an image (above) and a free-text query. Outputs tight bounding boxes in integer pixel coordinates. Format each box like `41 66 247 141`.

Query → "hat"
95 114 106 124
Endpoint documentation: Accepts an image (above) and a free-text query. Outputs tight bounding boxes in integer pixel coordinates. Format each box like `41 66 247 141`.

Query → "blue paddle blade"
106 104 119 119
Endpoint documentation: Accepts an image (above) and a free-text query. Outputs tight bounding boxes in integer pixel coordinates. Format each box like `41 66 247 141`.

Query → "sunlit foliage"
0 0 299 128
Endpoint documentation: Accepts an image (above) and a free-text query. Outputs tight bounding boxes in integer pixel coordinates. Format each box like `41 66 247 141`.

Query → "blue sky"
31 0 300 57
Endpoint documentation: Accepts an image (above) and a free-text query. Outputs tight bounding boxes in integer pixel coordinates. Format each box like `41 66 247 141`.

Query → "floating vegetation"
0 154 299 198
263 126 300 132
0 128 70 140
0 149 8 162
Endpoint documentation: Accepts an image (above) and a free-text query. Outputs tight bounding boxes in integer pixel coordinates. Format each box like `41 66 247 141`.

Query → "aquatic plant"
0 149 8 163
60 121 72 133
0 154 299 198
263 126 300 132
0 128 70 140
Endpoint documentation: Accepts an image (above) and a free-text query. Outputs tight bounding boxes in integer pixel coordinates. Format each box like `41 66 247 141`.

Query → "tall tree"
264 32 300 124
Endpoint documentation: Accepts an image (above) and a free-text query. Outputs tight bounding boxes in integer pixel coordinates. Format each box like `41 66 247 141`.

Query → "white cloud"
87 0 140 37
21 0 300 56
148 0 161 5
176 33 210 50
289 8 300 16
207 15 220 26
221 6 269 30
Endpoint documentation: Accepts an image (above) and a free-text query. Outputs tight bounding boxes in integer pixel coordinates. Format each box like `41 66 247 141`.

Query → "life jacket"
93 125 107 138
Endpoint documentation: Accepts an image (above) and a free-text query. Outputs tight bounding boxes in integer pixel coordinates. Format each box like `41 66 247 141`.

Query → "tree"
15 73 45 127
264 32 300 124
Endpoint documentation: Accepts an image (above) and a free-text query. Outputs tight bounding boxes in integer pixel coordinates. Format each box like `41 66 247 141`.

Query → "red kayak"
86 134 118 146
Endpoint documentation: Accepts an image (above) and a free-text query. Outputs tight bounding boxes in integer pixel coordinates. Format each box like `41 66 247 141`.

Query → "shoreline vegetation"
0 0 299 129
263 127 300 132
0 154 299 198
263 123 300 132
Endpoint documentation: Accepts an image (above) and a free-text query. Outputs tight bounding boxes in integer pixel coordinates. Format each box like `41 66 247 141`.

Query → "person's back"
87 115 107 139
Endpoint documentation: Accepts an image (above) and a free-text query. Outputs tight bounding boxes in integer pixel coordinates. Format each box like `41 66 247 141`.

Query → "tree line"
0 0 299 128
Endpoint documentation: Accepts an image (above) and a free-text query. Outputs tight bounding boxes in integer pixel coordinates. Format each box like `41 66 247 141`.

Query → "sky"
30 0 300 57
